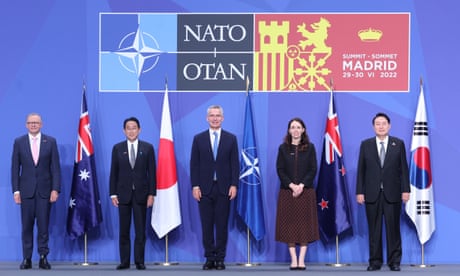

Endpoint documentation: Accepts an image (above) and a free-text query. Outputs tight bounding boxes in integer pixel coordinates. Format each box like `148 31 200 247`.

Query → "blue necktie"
212 131 218 160
213 132 218 180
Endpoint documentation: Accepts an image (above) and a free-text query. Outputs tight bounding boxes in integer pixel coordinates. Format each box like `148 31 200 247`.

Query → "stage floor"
0 262 457 276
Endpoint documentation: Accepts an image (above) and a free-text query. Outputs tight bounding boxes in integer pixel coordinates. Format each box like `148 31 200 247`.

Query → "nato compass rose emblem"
239 147 261 185
115 26 161 79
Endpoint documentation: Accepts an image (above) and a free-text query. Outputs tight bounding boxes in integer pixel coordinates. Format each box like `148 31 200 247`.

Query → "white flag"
405 84 435 244
151 84 181 238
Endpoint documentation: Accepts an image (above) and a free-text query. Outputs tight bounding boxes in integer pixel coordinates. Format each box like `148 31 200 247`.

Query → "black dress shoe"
367 265 381 271
389 264 401 271
116 263 130 270
39 255 51 270
202 260 215 270
20 258 32 270
215 261 226 270
135 263 146 270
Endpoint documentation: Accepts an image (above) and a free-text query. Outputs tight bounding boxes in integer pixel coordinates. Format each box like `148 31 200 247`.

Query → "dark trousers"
21 194 51 258
118 193 147 265
365 191 402 266
198 183 231 261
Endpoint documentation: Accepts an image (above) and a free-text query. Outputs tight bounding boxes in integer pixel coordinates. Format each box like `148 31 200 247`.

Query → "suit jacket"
356 136 410 203
276 142 317 189
190 129 239 195
11 134 61 199
109 140 156 204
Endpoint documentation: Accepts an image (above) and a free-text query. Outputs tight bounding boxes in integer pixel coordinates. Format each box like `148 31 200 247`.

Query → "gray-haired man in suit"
190 105 239 270
12 113 61 270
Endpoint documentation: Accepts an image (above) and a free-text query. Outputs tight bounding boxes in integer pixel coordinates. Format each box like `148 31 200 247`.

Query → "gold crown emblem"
358 28 383 42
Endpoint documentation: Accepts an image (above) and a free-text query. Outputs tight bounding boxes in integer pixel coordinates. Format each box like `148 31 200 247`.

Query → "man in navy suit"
110 117 156 270
190 105 239 270
11 113 61 270
356 112 410 272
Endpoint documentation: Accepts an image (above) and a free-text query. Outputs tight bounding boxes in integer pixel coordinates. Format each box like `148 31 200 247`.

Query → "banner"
100 12 409 92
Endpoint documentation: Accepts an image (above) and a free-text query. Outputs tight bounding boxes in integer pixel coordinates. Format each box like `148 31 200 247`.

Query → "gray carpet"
0 262 456 276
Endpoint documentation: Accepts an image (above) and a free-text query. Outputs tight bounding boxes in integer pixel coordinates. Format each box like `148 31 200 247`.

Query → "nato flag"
236 92 266 241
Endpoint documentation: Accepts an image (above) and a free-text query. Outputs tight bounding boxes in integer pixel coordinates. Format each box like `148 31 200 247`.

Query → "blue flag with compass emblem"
236 92 265 241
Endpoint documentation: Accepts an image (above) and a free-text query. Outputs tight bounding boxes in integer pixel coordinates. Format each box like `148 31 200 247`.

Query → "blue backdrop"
1 0 459 264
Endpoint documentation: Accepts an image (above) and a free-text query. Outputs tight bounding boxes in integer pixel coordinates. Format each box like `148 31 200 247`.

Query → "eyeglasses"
27 122 41 125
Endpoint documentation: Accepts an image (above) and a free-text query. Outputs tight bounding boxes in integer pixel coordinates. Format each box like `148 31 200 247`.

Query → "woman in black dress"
275 117 319 270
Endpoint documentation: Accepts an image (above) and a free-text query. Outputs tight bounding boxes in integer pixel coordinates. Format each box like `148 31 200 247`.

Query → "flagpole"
325 235 350 267
74 233 98 266
407 77 435 268
236 227 261 266
155 234 179 266
237 76 262 267
321 78 350 267
70 82 102 267
153 76 180 267
412 78 432 268
409 242 434 268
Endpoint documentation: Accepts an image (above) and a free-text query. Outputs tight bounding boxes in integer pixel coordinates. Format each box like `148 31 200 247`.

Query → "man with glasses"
11 113 61 270
109 117 156 270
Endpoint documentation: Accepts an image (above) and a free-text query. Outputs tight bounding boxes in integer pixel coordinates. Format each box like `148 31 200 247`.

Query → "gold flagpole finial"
246 76 250 94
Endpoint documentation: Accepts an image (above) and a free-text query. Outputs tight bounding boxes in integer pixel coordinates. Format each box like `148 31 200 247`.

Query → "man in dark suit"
109 117 156 270
356 112 410 272
190 105 239 270
11 113 61 270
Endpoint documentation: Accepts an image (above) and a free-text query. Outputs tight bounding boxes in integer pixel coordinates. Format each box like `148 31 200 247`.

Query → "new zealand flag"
316 92 352 242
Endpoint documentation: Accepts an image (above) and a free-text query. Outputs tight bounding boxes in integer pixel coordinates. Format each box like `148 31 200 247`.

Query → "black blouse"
276 142 317 189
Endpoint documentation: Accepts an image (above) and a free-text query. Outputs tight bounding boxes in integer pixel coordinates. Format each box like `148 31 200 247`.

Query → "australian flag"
316 92 352 242
67 87 103 239
236 91 266 241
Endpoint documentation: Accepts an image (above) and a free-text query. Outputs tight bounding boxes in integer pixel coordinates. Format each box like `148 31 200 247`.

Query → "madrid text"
341 53 398 79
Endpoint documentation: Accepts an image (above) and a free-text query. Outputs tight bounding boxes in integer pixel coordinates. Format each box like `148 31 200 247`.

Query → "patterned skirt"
275 188 319 244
